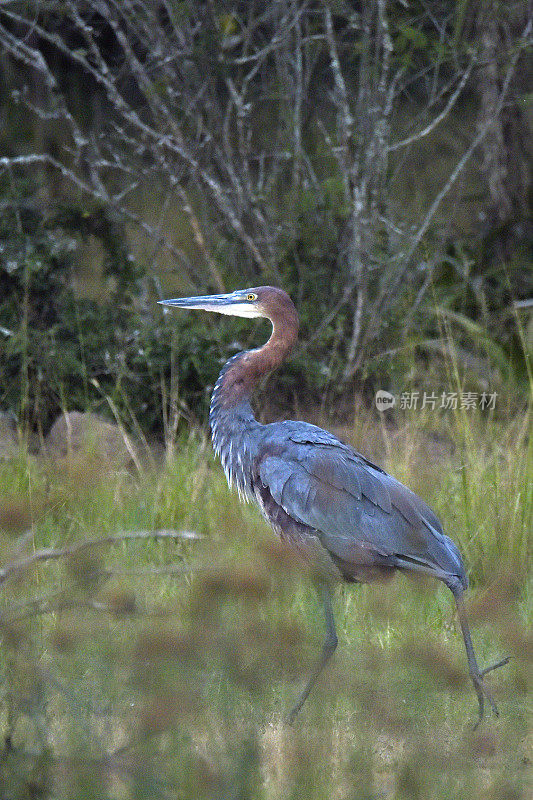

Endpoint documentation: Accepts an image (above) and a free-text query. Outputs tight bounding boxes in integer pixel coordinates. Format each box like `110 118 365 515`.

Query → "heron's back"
251 420 468 589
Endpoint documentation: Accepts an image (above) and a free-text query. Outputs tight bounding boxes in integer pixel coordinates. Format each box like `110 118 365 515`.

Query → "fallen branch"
0 529 202 584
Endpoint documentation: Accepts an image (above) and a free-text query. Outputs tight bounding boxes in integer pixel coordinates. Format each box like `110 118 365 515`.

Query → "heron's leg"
449 582 509 728
286 582 338 724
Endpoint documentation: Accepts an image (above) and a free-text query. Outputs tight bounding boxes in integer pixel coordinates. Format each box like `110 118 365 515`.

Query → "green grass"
0 411 531 799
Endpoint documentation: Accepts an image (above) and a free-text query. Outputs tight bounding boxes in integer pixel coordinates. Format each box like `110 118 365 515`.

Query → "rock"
44 411 137 468
0 412 19 459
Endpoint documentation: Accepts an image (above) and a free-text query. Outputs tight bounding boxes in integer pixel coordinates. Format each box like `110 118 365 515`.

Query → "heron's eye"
246 293 257 302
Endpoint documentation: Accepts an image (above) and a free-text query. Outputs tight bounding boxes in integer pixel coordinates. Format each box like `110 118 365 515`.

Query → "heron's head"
158 286 298 329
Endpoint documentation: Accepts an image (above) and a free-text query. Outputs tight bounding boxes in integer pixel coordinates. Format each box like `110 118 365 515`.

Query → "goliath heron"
159 286 508 725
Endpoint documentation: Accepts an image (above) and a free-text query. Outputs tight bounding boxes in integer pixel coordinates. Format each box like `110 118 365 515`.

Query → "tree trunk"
475 0 531 258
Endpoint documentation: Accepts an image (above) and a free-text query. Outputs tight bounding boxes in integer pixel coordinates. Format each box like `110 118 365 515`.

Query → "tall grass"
374 409 532 587
0 404 530 799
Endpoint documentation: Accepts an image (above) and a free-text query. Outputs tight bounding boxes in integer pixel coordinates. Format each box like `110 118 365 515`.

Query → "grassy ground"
0 408 531 799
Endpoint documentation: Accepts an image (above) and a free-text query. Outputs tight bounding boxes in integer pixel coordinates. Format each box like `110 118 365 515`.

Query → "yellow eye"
246 293 257 301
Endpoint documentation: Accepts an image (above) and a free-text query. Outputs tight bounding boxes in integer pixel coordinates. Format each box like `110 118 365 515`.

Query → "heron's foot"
284 707 298 726
284 696 305 726
471 656 510 729
480 656 510 678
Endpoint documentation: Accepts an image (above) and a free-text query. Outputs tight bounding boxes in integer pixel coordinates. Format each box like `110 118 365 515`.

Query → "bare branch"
404 17 531 270
0 529 202 585
0 154 101 198
324 4 352 198
348 15 533 375
388 58 475 152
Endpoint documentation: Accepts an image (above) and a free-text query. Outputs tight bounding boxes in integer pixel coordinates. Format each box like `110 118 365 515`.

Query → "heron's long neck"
209 354 260 499
209 315 298 497
211 316 298 415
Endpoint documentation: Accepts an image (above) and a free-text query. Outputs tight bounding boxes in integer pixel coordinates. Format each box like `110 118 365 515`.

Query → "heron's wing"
255 432 465 584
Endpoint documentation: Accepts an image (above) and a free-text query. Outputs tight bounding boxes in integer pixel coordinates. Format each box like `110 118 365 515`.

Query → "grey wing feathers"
255 425 467 588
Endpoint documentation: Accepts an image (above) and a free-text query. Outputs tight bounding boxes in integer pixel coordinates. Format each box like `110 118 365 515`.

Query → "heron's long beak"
158 291 262 318
158 293 236 311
